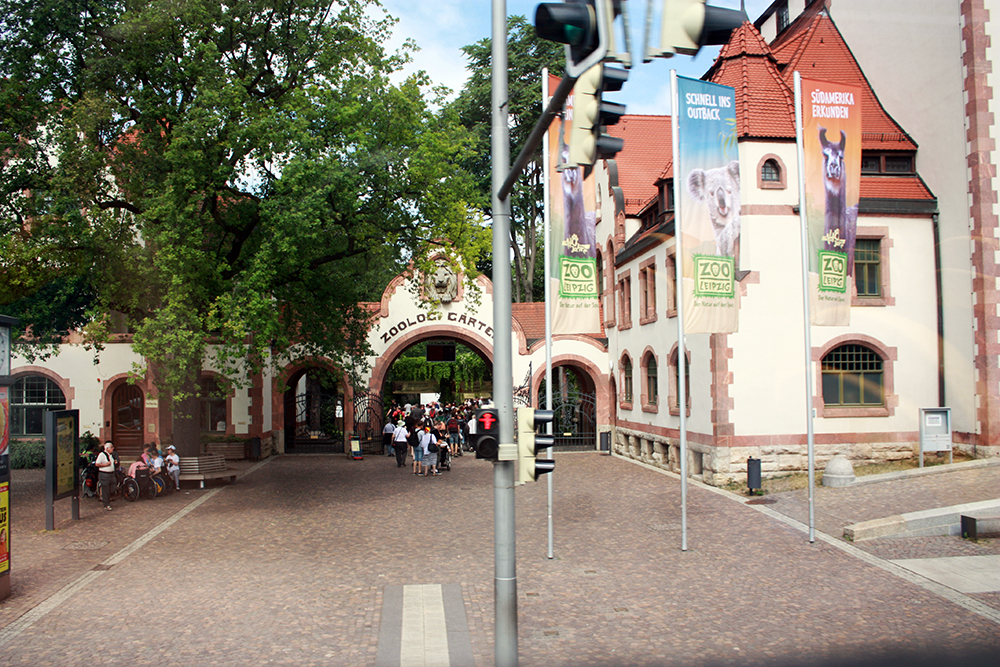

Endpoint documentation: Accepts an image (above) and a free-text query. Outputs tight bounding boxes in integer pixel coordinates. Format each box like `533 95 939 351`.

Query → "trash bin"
600 431 611 454
249 436 261 460
747 456 762 491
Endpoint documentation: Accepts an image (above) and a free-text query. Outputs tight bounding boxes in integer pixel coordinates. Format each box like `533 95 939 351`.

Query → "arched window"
762 159 780 181
11 376 66 437
622 357 633 404
757 154 786 190
198 376 227 432
644 354 658 407
822 344 883 406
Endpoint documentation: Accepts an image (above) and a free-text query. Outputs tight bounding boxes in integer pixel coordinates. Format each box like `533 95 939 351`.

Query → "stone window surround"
852 227 895 307
639 257 658 325
640 346 659 413
814 334 897 419
665 250 677 318
619 351 634 410
757 153 787 190
618 270 632 331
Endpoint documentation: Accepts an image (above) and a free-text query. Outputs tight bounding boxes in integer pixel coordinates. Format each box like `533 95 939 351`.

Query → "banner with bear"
546 73 602 336
674 76 740 334
799 78 862 326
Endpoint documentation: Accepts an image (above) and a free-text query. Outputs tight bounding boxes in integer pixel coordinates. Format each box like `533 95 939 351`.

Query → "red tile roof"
770 12 916 151
591 13 929 217
860 176 934 200
706 23 797 139
605 115 672 216
511 302 546 339
511 301 606 339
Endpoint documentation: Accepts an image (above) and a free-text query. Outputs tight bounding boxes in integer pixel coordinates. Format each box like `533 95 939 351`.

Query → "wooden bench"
178 454 237 489
960 512 1000 540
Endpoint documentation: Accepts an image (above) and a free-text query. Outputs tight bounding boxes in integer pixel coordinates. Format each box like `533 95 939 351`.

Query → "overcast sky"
379 0 777 115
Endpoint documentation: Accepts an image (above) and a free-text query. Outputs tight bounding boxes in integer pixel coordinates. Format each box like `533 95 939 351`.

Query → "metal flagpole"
793 71 817 544
670 70 689 552
542 68 555 560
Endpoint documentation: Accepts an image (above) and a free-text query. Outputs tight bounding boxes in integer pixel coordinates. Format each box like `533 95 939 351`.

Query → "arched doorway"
282 368 345 453
538 363 598 451
111 383 145 459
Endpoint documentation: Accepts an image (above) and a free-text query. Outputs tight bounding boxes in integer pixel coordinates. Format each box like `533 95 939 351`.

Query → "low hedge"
10 439 45 469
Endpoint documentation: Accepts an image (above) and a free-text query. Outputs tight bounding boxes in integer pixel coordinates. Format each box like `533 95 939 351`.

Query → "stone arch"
103 374 149 457
529 354 611 447
368 325 493 394
272 358 351 452
10 366 74 407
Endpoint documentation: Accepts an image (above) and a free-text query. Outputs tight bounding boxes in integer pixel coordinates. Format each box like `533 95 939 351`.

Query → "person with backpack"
445 412 462 457
419 426 440 476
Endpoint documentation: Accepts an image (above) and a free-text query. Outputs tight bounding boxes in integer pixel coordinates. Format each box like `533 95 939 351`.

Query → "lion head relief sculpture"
426 260 459 303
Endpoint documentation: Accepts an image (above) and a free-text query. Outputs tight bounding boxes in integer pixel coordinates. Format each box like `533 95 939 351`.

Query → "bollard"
747 456 762 492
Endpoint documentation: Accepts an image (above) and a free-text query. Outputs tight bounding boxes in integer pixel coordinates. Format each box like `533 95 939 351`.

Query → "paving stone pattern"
0 453 997 666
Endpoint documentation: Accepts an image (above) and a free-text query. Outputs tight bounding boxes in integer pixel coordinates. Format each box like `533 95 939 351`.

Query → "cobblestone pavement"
0 452 998 666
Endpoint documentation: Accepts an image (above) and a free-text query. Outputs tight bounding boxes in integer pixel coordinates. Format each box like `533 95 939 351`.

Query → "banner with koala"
546 76 602 336
800 78 862 326
675 77 740 334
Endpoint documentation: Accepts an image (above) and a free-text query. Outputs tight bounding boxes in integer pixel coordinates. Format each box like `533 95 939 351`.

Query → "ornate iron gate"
551 391 597 451
353 391 386 455
513 362 532 409
284 391 344 453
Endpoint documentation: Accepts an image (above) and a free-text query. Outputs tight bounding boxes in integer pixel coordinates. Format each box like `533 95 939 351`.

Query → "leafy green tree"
451 15 565 302
0 0 488 454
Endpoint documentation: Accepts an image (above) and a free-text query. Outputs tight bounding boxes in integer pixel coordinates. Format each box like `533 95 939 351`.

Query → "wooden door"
112 384 144 459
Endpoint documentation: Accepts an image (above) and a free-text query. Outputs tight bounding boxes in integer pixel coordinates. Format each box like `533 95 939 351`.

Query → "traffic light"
536 0 628 76
474 408 500 461
645 0 746 59
568 64 628 167
517 409 555 484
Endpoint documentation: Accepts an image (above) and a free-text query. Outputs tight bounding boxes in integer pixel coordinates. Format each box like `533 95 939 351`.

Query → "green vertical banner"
548 79 602 335
800 78 862 326
676 77 740 334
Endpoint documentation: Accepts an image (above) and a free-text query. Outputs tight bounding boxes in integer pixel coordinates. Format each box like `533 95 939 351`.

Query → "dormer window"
777 2 790 32
861 152 915 174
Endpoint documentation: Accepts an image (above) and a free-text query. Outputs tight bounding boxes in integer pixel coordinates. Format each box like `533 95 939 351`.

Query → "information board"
45 409 80 503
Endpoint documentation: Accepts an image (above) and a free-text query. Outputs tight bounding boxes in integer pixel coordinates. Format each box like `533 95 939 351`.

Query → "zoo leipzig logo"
378 310 494 345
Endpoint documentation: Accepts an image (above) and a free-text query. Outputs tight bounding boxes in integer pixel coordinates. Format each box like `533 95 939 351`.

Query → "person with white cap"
95 441 117 510
164 445 181 490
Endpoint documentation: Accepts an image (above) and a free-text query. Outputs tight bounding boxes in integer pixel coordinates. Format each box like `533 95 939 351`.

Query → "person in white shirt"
95 441 117 510
419 426 440 476
165 445 181 490
392 421 409 468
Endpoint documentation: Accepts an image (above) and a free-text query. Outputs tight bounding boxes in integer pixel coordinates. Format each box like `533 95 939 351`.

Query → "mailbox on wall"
919 407 952 467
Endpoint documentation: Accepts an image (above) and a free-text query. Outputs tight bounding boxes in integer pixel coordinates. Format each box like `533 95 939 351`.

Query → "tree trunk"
171 369 202 458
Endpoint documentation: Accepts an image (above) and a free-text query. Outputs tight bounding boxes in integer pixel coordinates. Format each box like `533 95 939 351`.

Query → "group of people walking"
382 399 483 477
